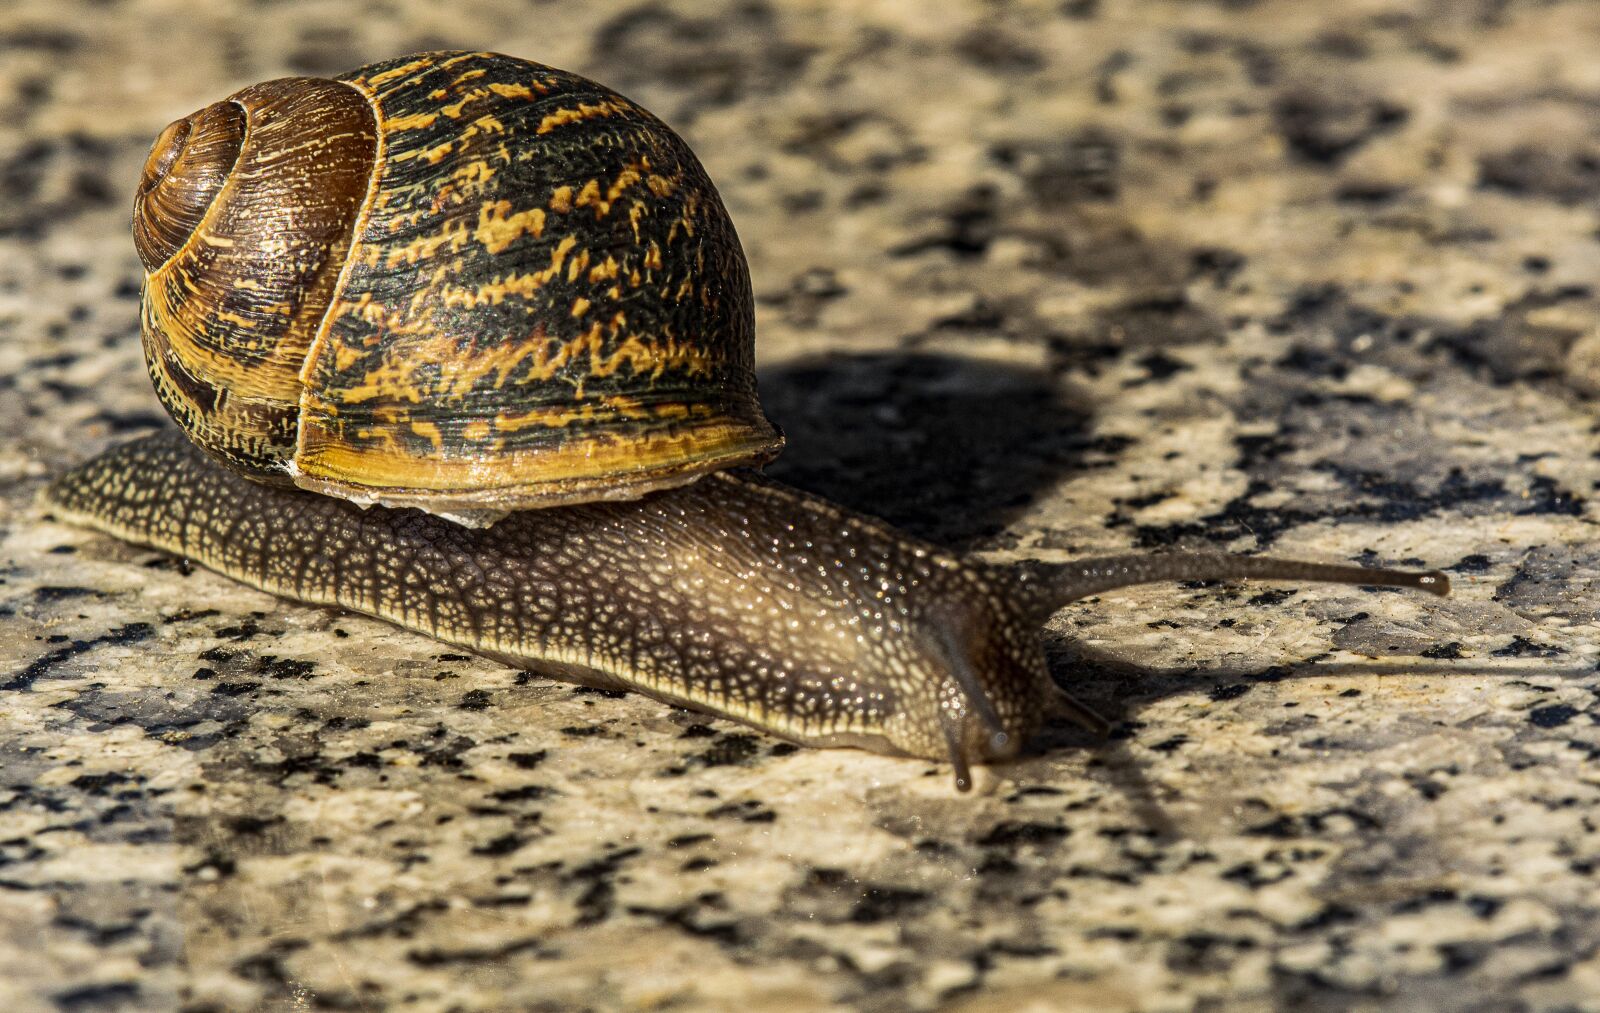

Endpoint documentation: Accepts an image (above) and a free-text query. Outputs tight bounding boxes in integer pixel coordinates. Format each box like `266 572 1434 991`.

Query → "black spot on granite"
1133 351 1191 382
888 185 999 259
255 656 315 680
1478 145 1600 205
1422 642 1465 660
490 785 550 804
1431 287 1595 384
1517 476 1583 517
686 733 762 768
1335 181 1406 205
568 847 642 926
1529 705 1580 728
505 750 547 770
849 886 931 924
212 617 270 641
1223 861 1292 889
1449 554 1494 573
1272 91 1407 165
31 585 100 602
991 129 1121 205
1247 589 1296 607
407 936 555 968
707 799 776 823
472 832 526 857
4 621 153 691
458 689 492 711
53 982 140 1010
1276 343 1350 380
1190 247 1247 287
955 27 1044 74
0 26 82 52
977 821 1070 847
1492 636 1562 659
1246 805 1381 839
1438 941 1489 973
417 732 478 770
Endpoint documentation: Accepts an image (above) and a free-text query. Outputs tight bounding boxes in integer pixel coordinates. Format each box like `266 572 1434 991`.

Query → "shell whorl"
135 52 783 522
138 77 378 482
133 101 246 271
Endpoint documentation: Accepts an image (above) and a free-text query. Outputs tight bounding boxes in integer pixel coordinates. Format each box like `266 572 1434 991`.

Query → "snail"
43 52 1449 791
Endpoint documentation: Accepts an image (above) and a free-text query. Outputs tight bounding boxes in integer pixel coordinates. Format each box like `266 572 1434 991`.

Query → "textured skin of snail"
45 431 1449 790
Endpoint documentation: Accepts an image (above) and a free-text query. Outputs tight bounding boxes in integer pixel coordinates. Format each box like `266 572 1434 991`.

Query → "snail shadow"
1027 640 1592 838
756 351 1094 546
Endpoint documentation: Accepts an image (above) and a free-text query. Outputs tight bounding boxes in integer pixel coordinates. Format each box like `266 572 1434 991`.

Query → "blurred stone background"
1 0 1598 1010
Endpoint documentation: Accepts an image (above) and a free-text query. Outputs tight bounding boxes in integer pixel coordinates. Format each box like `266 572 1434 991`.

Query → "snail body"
45 52 1450 789
45 431 1446 788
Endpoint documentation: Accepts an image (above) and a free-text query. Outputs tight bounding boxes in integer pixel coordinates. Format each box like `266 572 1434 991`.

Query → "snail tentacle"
1011 552 1449 626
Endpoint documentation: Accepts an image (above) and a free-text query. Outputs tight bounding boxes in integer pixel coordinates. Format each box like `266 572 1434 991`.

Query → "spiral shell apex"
135 51 783 523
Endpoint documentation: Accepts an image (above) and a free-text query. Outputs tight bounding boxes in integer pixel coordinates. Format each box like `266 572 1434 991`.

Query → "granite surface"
3 0 1600 1010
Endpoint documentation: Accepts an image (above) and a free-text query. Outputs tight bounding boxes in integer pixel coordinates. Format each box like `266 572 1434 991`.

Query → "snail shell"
135 51 781 524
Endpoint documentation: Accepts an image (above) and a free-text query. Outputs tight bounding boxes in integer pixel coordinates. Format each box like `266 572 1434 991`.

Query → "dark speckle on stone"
32 585 99 603
978 822 1070 848
849 886 930 924
955 28 1043 73
706 800 776 823
1478 145 1600 205
505 751 547 770
1529 705 1580 728
1516 476 1583 517
1273 91 1408 165
52 983 140 1010
1135 351 1190 381
1246 589 1295 607
1492 637 1563 659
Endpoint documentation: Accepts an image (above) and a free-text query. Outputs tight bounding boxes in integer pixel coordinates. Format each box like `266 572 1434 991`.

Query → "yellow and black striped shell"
134 51 783 523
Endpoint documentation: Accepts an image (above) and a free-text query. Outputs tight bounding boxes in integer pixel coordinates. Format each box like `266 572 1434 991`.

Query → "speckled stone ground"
3 1 1600 1010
